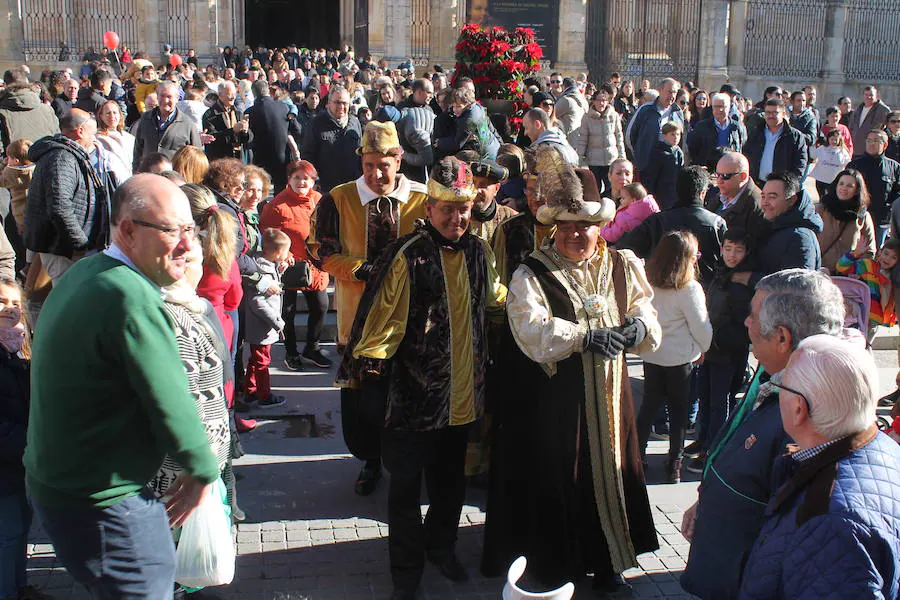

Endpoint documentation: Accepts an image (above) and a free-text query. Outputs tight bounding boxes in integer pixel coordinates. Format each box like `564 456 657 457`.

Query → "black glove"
582 328 627 359
611 317 646 349
355 262 374 281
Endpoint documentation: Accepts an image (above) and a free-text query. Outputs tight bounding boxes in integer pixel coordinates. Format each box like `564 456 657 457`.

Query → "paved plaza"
25 330 900 600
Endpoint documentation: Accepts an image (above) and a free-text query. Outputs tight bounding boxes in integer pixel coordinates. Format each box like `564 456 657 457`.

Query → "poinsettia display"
453 23 543 102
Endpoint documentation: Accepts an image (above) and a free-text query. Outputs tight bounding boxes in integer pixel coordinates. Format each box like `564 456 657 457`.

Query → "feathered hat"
427 159 479 203
531 146 616 225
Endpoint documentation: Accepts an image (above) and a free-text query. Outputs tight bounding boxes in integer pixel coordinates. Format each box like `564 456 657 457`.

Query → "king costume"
481 150 661 590
337 161 507 596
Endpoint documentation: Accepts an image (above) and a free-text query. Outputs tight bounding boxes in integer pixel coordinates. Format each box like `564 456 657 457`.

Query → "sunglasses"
540 101 555 107
890 120 900 124
715 172 741 180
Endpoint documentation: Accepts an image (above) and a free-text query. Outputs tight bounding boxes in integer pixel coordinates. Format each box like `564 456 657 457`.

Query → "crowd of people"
0 40 899 600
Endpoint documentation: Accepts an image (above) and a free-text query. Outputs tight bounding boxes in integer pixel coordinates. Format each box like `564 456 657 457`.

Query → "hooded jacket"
434 101 500 161
532 128 579 166
555 86 588 144
0 86 60 155
24 134 105 257
748 191 823 287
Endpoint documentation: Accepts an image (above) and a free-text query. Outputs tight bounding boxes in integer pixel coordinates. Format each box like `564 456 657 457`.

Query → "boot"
664 457 682 484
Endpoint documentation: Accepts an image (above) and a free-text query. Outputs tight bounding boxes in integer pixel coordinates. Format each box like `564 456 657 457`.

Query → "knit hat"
374 106 401 124
531 91 555 108
357 121 402 156
471 159 509 184
532 146 615 225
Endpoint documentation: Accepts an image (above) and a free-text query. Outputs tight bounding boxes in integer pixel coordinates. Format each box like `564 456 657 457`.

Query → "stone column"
428 0 459 68
382 0 411 63
726 0 748 89
340 0 355 48
554 0 587 73
697 0 729 90
820 0 849 103
0 0 25 69
369 0 386 58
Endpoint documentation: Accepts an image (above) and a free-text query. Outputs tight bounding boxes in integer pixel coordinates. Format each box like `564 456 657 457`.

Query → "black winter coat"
704 263 753 362
748 190 823 287
847 153 900 226
640 141 684 210
202 103 250 160
249 96 299 190
743 123 808 182
688 117 747 169
73 87 107 116
0 350 29 493
300 111 362 192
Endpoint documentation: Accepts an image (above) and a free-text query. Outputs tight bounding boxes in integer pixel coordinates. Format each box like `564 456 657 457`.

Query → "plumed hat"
531 146 616 225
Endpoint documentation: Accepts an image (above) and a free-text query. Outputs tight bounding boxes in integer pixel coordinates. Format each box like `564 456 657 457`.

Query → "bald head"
716 151 751 196
60 108 97 150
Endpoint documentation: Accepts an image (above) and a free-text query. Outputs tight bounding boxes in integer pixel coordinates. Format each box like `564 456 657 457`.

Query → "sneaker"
302 347 333 368
878 389 900 407
284 354 303 371
235 416 257 433
257 394 286 408
685 455 706 474
682 441 703 458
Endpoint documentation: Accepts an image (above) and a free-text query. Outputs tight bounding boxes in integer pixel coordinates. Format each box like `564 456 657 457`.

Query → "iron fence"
22 0 139 62
842 0 900 82
163 0 192 54
744 0 827 79
410 0 431 62
587 0 702 85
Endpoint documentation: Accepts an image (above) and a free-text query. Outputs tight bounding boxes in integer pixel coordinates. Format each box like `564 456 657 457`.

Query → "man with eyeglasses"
743 98 807 184
680 269 847 599
25 174 218 598
848 85 891 158
629 77 686 174
24 108 111 286
848 129 900 247
705 152 768 245
548 73 564 98
884 109 900 163
744 86 785 139
301 85 363 192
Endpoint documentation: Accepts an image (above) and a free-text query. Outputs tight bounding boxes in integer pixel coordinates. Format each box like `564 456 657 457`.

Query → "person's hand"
165 475 213 529
355 262 374 281
695 352 706 366
233 119 247 133
730 271 751 286
200 130 215 144
610 316 645 348
583 328 627 359
285 255 296 267
681 500 699 542
277 260 288 274
265 284 282 296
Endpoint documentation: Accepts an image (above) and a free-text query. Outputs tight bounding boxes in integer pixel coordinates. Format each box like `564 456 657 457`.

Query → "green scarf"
703 368 765 480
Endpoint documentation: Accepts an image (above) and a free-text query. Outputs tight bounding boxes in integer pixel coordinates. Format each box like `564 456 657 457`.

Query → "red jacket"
197 259 244 348
260 187 329 291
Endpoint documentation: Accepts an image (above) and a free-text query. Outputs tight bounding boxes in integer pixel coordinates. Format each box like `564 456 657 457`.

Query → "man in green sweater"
24 174 220 598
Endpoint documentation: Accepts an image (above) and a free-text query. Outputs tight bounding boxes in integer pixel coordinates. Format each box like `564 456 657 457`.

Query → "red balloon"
103 30 119 50
169 53 183 68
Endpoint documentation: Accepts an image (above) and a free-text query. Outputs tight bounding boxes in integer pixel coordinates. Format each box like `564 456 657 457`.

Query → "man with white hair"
132 80 201 171
738 334 900 600
680 269 848 599
202 79 250 160
688 92 747 169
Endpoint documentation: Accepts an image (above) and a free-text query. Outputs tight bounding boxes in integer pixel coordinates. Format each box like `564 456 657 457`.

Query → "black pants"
341 382 386 462
589 165 611 197
382 425 469 592
637 362 693 460
282 289 328 357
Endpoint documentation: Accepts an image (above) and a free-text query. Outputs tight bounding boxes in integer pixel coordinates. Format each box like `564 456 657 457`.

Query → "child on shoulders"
601 183 660 244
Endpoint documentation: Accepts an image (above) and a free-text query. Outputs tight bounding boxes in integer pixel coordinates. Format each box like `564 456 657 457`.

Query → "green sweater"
25 253 219 508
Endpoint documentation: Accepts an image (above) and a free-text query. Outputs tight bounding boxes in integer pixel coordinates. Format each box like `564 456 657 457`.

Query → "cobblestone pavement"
26 337 900 600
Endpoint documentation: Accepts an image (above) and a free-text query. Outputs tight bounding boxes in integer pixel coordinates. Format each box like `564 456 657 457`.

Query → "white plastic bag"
174 479 236 588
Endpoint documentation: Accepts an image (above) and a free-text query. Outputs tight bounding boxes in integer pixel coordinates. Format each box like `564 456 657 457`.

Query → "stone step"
293 311 338 341
872 325 899 351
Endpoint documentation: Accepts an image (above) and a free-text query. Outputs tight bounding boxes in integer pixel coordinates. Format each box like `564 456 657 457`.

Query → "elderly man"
680 269 846 599
523 108 579 165
202 80 250 160
848 85 892 158
737 334 900 599
24 174 218 597
848 128 900 247
395 78 434 111
688 93 747 169
51 77 80 119
731 172 822 289
743 98 807 184
629 77 685 173
24 109 110 284
301 85 363 192
338 156 505 600
492 157 659 595
705 151 768 244
310 121 428 497
133 81 201 171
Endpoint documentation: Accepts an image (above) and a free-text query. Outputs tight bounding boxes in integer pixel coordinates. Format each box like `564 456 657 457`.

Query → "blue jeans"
876 223 891 249
0 492 31 600
33 490 176 599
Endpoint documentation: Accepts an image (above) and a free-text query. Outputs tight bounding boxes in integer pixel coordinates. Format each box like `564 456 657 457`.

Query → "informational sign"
466 0 559 63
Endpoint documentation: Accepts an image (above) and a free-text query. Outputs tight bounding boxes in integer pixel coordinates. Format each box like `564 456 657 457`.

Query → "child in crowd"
601 182 660 244
836 239 899 342
244 228 291 408
637 231 712 483
0 279 45 600
1 139 34 236
684 228 753 473
641 122 684 210
810 128 851 199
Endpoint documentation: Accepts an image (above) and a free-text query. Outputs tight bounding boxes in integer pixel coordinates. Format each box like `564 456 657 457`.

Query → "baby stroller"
831 276 871 342
502 557 574 600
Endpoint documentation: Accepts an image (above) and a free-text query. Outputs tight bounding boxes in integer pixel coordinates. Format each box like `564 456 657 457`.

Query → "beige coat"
816 204 876 273
574 107 626 168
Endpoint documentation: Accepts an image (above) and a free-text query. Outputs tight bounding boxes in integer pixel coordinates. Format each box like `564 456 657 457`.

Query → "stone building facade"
2 0 898 106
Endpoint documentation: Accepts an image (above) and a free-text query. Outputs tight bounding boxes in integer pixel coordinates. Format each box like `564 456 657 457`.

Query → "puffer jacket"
399 106 435 184
0 86 60 154
748 190 823 287
0 349 29 494
738 430 900 600
555 86 587 143
601 194 660 244
574 106 625 168
244 257 285 346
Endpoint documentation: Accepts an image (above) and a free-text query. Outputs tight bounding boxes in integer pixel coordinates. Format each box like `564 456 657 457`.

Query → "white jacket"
639 280 712 367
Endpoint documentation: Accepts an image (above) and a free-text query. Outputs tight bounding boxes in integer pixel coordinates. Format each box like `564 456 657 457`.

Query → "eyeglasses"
540 101 555 107
132 219 196 240
550 79 562 84
890 120 900 124
557 222 595 234
715 171 741 180
771 380 812 415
